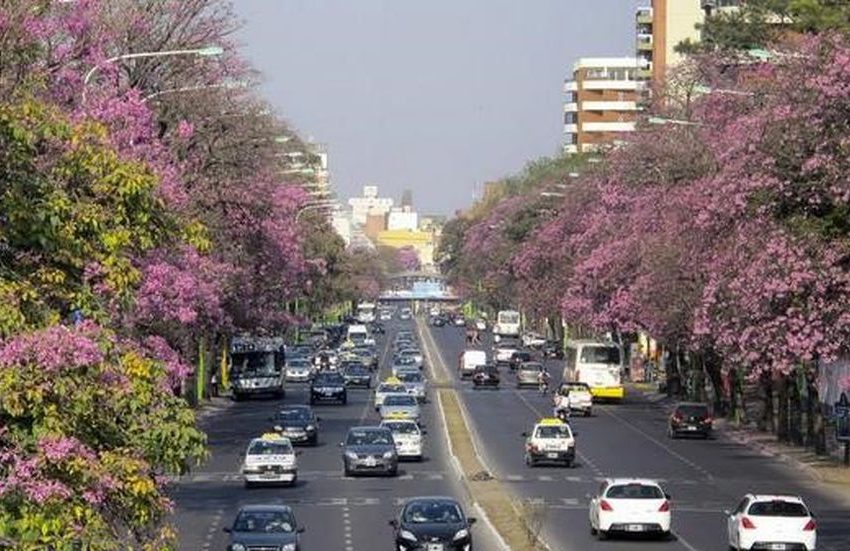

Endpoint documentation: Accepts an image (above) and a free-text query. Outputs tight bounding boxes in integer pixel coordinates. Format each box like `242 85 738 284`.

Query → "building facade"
563 57 640 155
348 185 394 226
387 205 419 232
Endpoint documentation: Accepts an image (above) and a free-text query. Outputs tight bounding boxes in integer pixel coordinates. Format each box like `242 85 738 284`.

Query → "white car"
589 478 671 540
285 359 313 383
381 419 424 461
379 394 421 424
522 332 547 347
242 434 298 487
523 418 576 467
726 494 816 551
374 380 409 410
554 382 593 417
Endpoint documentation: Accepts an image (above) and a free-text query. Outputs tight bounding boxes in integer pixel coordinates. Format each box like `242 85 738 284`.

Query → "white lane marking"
599 405 715 481
357 327 395 424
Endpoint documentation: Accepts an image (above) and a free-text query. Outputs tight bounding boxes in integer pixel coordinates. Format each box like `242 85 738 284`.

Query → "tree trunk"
760 374 774 433
776 375 789 442
703 350 725 416
788 372 803 446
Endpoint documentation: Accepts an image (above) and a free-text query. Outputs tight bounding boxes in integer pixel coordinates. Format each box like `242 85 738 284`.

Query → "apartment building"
637 0 741 85
563 57 640 155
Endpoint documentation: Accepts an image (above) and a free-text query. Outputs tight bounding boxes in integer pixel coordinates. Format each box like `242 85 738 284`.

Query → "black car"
390 497 476 551
343 364 373 388
310 373 347 405
342 426 398 477
668 402 713 439
508 350 534 371
271 405 320 446
430 315 447 327
472 364 500 389
224 504 304 550
542 340 564 359
369 321 386 335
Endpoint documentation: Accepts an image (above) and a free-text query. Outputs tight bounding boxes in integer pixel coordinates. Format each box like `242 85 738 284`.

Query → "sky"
233 0 645 215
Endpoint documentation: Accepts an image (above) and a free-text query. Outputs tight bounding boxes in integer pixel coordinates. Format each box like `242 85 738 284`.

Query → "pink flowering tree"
397 246 422 272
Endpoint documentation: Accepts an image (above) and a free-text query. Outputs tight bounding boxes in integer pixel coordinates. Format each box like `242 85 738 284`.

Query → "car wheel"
525 454 535 467
589 523 597 536
310 435 318 446
341 397 348 405
244 480 254 489
388 467 398 477
344 467 352 477
585 409 592 417
233 393 243 402
564 458 573 468
596 529 608 541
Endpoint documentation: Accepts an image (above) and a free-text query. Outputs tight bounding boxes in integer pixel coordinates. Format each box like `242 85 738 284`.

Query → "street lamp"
82 45 224 103
142 80 248 103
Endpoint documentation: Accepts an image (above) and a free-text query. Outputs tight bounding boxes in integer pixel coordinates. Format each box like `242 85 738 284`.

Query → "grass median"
439 388 548 551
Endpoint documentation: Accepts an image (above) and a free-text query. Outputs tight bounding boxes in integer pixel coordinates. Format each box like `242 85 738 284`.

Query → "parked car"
341 426 398 477
668 402 712 439
726 494 817 551
224 505 304 550
516 361 546 388
310 372 347 405
389 497 476 550
472 364 500 389
589 479 671 540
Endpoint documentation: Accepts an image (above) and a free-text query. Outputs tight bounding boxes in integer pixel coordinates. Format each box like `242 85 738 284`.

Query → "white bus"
494 310 521 338
562 340 624 400
356 302 377 323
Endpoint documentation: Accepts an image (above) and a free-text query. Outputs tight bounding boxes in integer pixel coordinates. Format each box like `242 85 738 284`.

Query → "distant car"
379 393 421 424
555 382 593 417
389 497 476 550
509 350 534 371
495 338 522 367
375 381 409 410
396 347 423 366
668 402 712 439
343 364 373 388
341 426 398 477
380 310 393 321
522 332 547 348
310 372 347 405
224 504 304 549
516 361 546 388
381 419 424 461
542 340 564 359
726 494 817 551
459 349 488 378
369 321 386 335
285 358 313 383
271 405 320 446
392 355 420 376
430 315 446 327
475 318 487 331
589 479 671 540
395 369 427 402
241 434 298 487
399 308 412 320
453 315 466 327
472 364 500 388
523 417 576 467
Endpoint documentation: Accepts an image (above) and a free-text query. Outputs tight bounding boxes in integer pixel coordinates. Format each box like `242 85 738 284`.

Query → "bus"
230 336 286 401
356 302 377 323
494 310 521 339
562 340 624 400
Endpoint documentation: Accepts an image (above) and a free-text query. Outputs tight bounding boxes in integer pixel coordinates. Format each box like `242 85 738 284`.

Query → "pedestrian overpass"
379 271 458 302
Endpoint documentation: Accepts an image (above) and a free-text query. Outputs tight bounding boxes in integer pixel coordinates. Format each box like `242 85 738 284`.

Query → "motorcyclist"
553 385 571 421
537 369 551 395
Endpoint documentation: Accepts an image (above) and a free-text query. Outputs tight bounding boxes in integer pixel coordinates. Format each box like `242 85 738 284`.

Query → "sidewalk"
194 393 235 422
625 383 850 490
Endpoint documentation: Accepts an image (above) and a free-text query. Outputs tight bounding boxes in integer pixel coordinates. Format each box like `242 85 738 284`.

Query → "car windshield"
536 425 572 439
403 501 463 524
287 359 310 368
276 409 310 422
379 384 407 393
233 510 295 533
346 366 368 375
247 440 292 455
383 421 420 434
384 395 416 406
521 363 543 373
580 346 620 364
748 500 809 517
397 372 422 383
606 484 664 499
347 429 393 446
499 340 520 349
395 357 417 365
315 375 343 385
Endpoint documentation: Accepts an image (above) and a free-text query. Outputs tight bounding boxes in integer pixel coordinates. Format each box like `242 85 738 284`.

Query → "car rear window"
676 405 709 417
384 395 416 406
606 484 664 499
747 501 809 517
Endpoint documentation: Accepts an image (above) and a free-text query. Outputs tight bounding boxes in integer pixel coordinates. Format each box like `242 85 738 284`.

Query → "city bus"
494 309 521 339
561 340 624 401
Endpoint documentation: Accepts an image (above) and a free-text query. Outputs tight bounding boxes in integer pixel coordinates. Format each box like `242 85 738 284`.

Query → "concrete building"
331 209 353 246
363 211 387 240
563 57 640 155
387 205 419 232
348 185 393 226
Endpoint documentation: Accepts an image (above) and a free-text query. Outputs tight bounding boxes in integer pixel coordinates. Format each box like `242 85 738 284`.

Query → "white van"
346 324 374 346
562 340 623 400
458 349 488 378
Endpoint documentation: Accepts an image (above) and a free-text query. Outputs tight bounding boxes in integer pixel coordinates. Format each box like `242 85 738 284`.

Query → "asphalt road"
423 322 850 551
172 319 504 551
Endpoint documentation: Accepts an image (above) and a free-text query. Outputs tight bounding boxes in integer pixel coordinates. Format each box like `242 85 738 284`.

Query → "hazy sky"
233 0 644 214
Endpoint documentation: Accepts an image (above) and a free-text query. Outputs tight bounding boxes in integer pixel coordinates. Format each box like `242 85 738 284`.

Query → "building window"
586 68 608 80
566 92 577 103
565 112 577 124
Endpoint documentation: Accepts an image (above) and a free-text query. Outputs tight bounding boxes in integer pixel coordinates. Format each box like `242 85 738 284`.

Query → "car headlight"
345 451 358 459
400 529 418 542
306 425 315 431
281 544 297 551
383 450 396 459
230 543 246 551
453 528 469 540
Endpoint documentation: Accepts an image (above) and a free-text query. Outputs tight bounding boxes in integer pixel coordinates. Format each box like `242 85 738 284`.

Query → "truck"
230 336 286 401
458 349 488 378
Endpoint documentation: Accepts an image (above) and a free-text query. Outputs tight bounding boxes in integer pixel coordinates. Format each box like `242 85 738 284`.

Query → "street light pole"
82 45 224 103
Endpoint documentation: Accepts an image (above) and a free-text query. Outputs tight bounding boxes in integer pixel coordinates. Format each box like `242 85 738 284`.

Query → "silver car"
379 394 421 424
341 427 398 477
395 368 427 402
285 358 313 383
517 361 546 388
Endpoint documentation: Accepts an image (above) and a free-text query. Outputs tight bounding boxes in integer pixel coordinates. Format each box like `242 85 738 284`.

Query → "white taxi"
241 433 298 488
523 418 576 467
380 419 424 461
589 478 671 540
374 378 409 411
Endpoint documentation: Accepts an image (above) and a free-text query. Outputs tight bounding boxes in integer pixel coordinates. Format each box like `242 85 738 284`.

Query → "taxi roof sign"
538 418 567 426
260 432 286 441
384 376 402 384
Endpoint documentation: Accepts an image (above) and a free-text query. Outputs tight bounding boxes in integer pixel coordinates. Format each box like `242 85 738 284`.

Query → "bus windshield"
232 352 279 376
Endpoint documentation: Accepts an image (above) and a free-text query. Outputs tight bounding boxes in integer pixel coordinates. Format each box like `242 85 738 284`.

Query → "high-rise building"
563 57 640 155
348 185 394 226
387 205 418 232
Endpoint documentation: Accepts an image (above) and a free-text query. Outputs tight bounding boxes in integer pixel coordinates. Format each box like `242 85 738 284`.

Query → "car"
472 364 500 388
369 321 386 335
508 350 534 371
452 315 466 327
312 349 338 371
495 338 522 367
392 355 421 375
589 478 672 540
375 379 410 410
542 340 564 359
395 369 427 402
389 497 476 551
522 332 547 348
475 318 487 331
554 382 593 417
381 419 424 461
399 308 412 320
430 315 446 327
271 405 320 446
396 347 423 366
523 418 576 467
241 434 299 487
285 358 313 383
726 494 817 551
380 310 393 321
224 504 304 550
341 426 398 477
459 349 487 378
310 372 347 405
516 361 546 388
668 402 712 439
343 364 373 388
379 393 421 424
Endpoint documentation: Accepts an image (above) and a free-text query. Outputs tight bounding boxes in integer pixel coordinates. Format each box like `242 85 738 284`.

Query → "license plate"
261 472 278 479
323 390 334 396
768 545 787 551
687 426 697 431
546 452 559 459
426 545 443 551
626 524 645 532
364 458 377 467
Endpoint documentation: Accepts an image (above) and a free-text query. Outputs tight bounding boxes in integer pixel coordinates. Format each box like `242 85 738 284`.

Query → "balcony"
637 67 653 80
637 33 653 51
564 81 578 92
564 102 578 112
636 7 653 25
564 123 578 133
582 101 638 112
